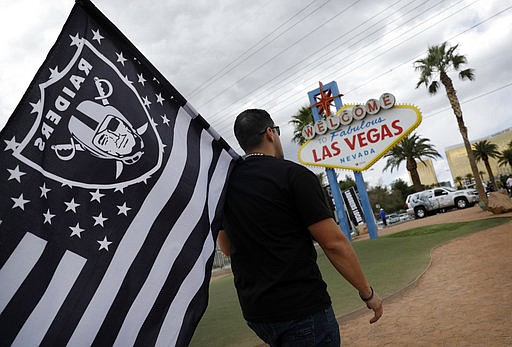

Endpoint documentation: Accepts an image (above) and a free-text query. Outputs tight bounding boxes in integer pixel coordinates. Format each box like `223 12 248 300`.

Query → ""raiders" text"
33 58 93 151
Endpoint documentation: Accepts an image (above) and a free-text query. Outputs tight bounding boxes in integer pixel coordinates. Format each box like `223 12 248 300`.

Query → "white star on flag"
122 74 133 85
156 93 165 105
143 96 152 108
69 32 82 47
91 29 104 44
161 114 170 126
64 198 80 213
8 165 26 183
92 212 108 227
69 223 85 238
117 202 131 216
43 209 56 224
137 73 146 85
116 51 127 66
40 183 51 198
90 189 105 203
30 99 42 114
4 136 19 151
97 236 112 251
11 194 30 210
49 66 60 79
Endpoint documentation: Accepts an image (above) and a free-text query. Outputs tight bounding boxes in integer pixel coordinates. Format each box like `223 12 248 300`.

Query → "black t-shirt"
222 155 333 322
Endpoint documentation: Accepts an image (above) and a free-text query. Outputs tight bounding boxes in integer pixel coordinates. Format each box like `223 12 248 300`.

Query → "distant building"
445 127 512 185
409 158 439 187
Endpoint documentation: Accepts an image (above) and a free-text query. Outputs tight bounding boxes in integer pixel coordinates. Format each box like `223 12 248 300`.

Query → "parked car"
386 213 400 224
398 212 411 222
406 187 479 219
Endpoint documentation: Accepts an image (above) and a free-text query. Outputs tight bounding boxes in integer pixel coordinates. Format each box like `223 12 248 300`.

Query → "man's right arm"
308 217 383 324
216 229 231 257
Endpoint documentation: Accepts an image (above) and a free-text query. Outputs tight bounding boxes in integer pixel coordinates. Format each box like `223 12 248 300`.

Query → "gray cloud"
1 0 511 188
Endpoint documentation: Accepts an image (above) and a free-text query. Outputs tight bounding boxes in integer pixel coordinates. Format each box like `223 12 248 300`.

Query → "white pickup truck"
405 187 480 218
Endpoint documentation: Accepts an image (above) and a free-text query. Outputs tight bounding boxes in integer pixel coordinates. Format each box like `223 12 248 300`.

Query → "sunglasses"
258 126 280 136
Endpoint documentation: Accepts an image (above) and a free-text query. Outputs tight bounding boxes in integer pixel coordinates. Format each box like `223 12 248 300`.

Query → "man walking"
217 109 383 346
380 208 387 226
506 174 512 197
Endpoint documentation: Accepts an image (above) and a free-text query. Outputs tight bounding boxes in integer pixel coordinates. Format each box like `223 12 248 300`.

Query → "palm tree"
383 133 441 192
465 173 474 188
414 42 487 204
455 176 463 189
472 140 500 191
289 106 313 145
498 140 512 171
498 148 512 170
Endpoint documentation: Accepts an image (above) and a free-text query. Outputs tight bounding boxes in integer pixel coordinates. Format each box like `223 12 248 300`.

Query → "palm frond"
459 68 475 81
382 133 440 173
428 81 439 94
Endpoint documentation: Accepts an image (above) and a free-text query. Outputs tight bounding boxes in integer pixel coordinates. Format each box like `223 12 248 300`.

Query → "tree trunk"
406 158 423 192
410 168 423 192
440 71 488 205
483 159 496 190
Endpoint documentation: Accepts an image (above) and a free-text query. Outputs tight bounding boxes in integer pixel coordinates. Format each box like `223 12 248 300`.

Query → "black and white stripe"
0 105 234 346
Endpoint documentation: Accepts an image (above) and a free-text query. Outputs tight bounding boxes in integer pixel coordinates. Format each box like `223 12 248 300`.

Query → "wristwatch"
359 286 374 302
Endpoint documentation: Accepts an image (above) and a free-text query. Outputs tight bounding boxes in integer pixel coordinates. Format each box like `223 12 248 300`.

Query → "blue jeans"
247 306 340 347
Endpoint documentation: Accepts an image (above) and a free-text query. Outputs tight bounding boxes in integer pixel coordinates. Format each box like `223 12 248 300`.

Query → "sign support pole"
308 81 351 241
354 171 378 239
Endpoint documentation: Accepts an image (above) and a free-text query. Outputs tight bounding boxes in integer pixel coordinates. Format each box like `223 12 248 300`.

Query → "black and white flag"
0 1 237 346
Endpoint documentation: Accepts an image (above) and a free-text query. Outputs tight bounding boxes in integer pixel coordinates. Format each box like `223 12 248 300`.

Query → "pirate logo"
52 77 147 178
14 39 163 189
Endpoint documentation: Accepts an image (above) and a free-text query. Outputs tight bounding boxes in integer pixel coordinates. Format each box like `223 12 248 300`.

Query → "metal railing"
213 249 231 269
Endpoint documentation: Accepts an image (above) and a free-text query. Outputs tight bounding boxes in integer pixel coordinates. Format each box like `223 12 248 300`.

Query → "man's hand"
365 291 383 324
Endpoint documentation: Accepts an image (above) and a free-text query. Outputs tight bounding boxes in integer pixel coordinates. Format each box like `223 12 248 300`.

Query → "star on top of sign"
91 29 104 44
310 81 344 117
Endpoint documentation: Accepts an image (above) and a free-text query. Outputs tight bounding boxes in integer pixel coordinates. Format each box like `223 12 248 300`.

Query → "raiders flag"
0 1 238 346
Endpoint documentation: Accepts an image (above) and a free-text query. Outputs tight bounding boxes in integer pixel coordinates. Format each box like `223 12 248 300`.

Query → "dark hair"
234 109 274 151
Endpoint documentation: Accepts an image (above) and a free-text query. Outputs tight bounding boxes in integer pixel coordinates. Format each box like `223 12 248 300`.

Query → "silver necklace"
243 152 265 159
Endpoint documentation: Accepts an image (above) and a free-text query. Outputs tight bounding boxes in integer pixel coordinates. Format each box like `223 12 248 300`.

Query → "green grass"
190 217 511 347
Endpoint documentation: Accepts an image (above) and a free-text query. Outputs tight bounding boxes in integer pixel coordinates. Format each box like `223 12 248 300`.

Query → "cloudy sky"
1 0 511 187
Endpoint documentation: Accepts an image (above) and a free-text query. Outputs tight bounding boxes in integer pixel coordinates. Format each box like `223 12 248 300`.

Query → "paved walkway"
339 207 512 346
